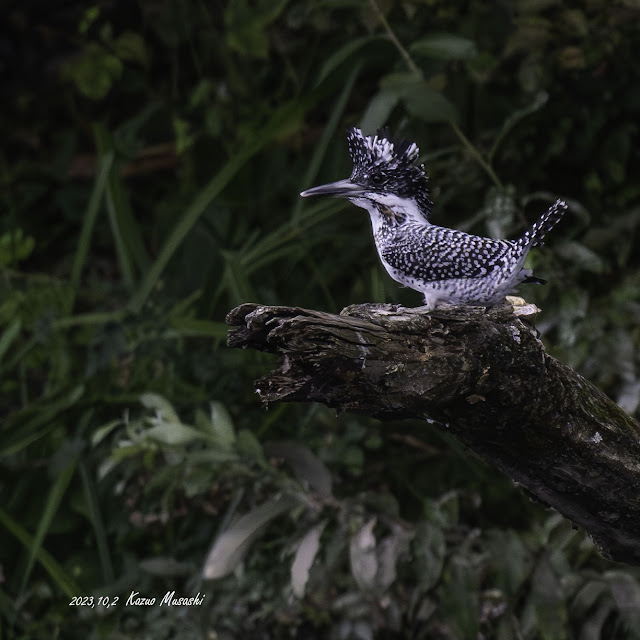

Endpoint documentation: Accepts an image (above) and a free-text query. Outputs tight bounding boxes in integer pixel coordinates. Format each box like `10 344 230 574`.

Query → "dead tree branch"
226 302 640 566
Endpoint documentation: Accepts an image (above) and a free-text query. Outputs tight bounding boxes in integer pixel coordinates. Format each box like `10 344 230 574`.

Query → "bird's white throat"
349 193 429 234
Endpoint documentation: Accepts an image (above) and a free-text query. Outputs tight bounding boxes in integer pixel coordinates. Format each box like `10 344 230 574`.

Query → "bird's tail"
518 199 567 249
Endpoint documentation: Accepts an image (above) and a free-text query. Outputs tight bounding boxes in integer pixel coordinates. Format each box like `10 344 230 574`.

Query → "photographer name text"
69 591 206 609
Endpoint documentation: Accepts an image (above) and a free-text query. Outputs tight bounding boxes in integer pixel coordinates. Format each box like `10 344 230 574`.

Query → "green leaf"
169 317 228 339
69 149 114 312
93 123 152 288
0 318 21 362
404 84 459 124
182 449 239 465
413 521 446 591
376 525 413 591
486 529 533 595
200 401 236 449
144 422 206 446
0 386 85 457
224 0 289 59
20 455 78 596
90 419 122 446
441 553 481 640
436 490 460 528
139 556 193 577
350 518 378 592
505 15 553 57
78 459 114 583
173 116 195 154
0 505 82 598
380 73 458 123
65 43 123 100
607 570 640 627
359 91 400 135
342 445 364 474
264 441 332 497
0 229 35 266
379 71 423 92
140 393 180 423
78 5 100 35
410 34 478 60
316 35 386 85
113 31 149 66
555 241 606 274
529 553 567 640
236 429 264 461
570 579 609 620
578 601 615 640
202 495 297 579
291 520 327 598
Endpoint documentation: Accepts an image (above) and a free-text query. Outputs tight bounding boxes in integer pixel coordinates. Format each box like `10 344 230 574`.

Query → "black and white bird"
301 127 566 309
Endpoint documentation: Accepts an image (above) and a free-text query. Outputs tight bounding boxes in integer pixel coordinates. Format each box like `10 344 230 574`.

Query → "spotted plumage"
301 127 566 309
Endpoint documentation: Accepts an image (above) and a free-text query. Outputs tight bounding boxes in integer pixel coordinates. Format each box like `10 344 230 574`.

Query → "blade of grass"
370 266 386 302
18 456 78 596
52 310 124 330
0 385 85 457
221 252 256 306
79 459 114 583
68 150 114 313
300 248 337 309
293 62 362 222
128 99 310 314
0 318 21 363
0 335 37 380
168 288 203 317
241 200 343 274
209 200 343 310
105 181 136 290
95 124 153 288
0 505 82 598
169 317 228 339
109 103 161 276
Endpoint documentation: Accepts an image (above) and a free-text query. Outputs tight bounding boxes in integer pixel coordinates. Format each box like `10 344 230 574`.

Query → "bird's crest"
344 127 432 220
346 127 420 171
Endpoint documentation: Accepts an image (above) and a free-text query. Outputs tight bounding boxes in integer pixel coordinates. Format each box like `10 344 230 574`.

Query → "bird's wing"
380 227 516 283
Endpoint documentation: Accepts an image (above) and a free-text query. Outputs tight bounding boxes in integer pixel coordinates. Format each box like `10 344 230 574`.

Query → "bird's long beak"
300 179 365 199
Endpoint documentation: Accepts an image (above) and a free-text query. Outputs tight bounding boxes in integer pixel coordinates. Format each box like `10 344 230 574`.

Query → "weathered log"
226 301 640 566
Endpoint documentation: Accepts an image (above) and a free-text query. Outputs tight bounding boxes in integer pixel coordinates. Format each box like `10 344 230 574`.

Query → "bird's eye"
370 174 384 186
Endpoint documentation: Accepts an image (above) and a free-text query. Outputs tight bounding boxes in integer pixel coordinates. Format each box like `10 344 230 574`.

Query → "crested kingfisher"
300 127 566 309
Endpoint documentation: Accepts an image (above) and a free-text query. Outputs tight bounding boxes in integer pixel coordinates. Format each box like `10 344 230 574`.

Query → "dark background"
1 0 640 638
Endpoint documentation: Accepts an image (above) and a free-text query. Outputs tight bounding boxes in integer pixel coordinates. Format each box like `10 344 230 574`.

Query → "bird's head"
300 127 432 223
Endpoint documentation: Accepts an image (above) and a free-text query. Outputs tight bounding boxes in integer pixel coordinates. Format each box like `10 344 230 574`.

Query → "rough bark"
226 301 640 567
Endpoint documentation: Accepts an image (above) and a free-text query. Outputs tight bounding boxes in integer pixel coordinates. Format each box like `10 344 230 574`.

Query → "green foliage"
0 229 35 267
1 0 640 638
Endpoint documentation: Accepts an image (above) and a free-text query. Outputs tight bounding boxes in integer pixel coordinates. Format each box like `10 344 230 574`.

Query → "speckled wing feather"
379 226 517 283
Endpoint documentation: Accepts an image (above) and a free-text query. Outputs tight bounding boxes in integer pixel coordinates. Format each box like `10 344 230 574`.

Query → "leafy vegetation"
1 0 640 638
